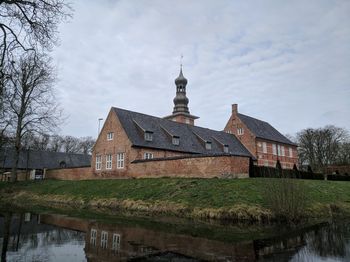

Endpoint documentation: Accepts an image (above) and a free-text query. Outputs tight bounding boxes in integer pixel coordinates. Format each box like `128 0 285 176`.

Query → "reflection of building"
39 213 256 261
3 212 344 261
38 213 315 262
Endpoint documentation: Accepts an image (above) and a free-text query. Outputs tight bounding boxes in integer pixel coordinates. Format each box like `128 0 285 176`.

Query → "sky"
52 0 350 138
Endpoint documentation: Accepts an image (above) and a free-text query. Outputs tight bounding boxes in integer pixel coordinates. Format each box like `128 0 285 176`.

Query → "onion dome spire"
173 66 189 114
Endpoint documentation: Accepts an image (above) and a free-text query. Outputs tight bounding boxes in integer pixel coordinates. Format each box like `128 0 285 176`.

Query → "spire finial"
180 54 183 70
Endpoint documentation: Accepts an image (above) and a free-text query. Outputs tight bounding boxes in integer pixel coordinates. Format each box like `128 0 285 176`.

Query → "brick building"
89 68 298 179
224 104 298 169
91 69 253 178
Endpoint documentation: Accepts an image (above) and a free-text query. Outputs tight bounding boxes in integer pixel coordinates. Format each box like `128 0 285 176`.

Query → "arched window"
59 161 66 168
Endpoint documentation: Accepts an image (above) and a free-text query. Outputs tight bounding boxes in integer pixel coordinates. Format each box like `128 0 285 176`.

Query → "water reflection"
0 210 349 261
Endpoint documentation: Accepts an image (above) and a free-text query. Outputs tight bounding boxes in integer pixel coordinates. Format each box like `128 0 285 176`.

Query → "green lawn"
1 178 349 209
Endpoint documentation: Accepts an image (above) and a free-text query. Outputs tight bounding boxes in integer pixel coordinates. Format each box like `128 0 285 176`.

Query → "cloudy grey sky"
52 0 350 138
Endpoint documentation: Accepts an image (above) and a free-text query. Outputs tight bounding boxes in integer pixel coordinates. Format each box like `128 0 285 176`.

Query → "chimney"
232 104 238 116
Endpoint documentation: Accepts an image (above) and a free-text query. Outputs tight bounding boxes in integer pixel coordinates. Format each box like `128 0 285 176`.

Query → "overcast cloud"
52 0 350 138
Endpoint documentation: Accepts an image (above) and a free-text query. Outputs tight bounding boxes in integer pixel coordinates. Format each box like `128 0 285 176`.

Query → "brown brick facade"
130 155 249 178
224 104 298 169
84 108 251 179
46 167 94 180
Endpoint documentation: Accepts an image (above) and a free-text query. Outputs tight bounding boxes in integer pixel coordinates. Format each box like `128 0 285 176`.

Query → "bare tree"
6 53 61 181
336 142 350 165
78 136 95 154
60 135 80 153
0 0 71 90
49 134 63 152
297 125 349 171
22 132 50 150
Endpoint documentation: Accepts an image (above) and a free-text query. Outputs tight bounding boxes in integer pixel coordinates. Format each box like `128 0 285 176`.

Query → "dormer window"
224 145 229 153
107 132 114 141
172 136 180 146
144 131 153 141
205 141 212 150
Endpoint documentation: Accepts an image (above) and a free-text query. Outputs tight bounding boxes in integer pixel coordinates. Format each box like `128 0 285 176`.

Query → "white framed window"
226 130 232 134
106 154 112 169
107 132 114 141
24 213 31 222
289 147 293 158
264 160 269 167
205 141 212 150
185 118 190 124
272 144 277 155
224 145 229 153
172 136 180 146
90 229 97 246
112 233 121 251
237 127 244 135
144 131 153 141
101 231 108 249
277 145 281 156
144 152 154 159
96 155 102 170
117 153 125 169
281 146 285 156
262 142 267 153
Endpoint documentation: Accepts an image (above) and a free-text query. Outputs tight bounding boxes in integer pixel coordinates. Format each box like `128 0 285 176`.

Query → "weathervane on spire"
180 54 183 69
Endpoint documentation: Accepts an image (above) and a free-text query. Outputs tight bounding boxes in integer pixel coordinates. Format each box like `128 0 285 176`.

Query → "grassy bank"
0 178 349 222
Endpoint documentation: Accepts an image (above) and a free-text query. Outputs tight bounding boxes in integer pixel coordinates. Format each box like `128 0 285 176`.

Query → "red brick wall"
224 104 298 169
224 108 257 156
46 167 94 180
171 115 195 125
129 155 250 178
255 139 298 169
45 155 250 180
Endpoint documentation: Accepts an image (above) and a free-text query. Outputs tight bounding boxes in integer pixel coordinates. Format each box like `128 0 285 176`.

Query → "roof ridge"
113 107 229 135
238 113 270 125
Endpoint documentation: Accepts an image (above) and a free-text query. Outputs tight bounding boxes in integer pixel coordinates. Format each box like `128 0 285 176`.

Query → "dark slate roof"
238 113 296 146
0 148 91 170
113 107 253 158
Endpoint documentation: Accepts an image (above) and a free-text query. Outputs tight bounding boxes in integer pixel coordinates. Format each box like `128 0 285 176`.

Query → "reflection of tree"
307 223 350 258
1 213 11 262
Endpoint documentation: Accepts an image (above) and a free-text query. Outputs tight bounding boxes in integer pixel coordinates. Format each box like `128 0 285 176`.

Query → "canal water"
0 208 349 261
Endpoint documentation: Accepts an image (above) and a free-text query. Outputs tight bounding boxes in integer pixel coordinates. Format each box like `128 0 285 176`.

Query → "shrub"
262 178 307 222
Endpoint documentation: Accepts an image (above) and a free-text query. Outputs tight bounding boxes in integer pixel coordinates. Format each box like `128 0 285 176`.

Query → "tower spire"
163 62 199 125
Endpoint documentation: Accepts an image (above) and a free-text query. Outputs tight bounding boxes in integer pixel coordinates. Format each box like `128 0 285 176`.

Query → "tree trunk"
1 213 12 262
11 116 23 183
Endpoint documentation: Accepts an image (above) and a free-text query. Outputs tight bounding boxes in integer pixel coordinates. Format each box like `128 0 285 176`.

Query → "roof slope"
113 107 253 158
238 113 295 146
0 148 91 169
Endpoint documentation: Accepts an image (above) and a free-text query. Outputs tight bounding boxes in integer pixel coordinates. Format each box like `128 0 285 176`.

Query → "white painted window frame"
144 152 154 159
117 153 125 169
90 229 97 246
107 132 114 141
96 155 102 170
112 233 121 251
272 144 277 155
106 154 113 169
101 231 108 249
262 142 267 153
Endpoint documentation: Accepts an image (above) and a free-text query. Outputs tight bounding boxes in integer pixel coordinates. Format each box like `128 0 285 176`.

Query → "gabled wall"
224 104 298 169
